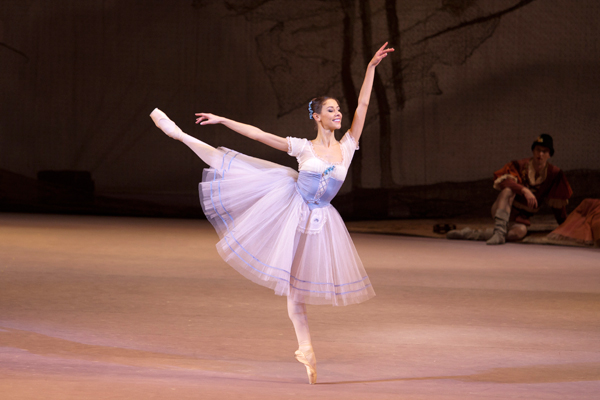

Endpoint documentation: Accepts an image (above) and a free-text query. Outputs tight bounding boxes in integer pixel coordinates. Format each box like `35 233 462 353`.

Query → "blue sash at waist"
296 170 343 210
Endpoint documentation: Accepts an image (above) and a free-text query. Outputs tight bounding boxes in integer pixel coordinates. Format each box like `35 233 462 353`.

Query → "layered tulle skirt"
198 147 375 306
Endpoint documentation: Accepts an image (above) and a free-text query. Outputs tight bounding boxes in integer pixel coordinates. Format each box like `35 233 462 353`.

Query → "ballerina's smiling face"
315 99 342 131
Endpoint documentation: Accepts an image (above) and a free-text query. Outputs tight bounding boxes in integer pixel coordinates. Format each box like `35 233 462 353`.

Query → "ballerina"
150 42 394 384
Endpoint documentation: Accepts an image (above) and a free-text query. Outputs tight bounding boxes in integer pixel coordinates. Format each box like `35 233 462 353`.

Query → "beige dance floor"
1 212 599 399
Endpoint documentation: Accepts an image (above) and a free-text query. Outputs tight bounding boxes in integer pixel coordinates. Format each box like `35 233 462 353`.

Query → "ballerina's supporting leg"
287 295 317 384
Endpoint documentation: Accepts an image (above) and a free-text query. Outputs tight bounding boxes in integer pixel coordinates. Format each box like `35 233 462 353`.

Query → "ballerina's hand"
195 113 222 125
369 42 394 67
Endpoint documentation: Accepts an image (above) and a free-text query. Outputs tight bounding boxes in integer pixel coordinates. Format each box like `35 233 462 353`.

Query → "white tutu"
160 114 374 306
199 146 375 306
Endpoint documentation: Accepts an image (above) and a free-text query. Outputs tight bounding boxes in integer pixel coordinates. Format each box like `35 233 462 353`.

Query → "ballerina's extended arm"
195 113 289 152
349 42 394 143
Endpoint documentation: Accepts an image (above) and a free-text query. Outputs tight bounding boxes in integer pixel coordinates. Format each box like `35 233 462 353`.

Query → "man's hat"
531 134 554 156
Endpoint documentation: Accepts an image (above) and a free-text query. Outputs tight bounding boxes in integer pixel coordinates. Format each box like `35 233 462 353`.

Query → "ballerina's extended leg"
149 108 223 168
287 296 317 384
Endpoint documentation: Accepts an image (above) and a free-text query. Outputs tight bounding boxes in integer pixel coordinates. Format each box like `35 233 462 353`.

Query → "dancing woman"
150 42 393 384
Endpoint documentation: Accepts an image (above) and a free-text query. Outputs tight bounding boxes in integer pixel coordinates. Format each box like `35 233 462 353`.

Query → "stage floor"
0 213 598 399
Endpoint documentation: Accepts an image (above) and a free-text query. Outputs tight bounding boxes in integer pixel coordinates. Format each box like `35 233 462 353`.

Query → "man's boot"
486 209 510 245
447 227 493 241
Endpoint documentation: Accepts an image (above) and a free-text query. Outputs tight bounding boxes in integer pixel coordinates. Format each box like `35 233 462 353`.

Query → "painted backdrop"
1 0 598 213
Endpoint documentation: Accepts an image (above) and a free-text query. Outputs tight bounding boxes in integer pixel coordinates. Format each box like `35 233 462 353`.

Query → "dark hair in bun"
308 96 339 120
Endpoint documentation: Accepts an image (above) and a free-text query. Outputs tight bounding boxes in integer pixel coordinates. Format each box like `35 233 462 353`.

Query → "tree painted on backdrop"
210 0 536 188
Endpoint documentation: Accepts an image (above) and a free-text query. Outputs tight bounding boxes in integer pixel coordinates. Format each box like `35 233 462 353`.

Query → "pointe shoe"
295 348 317 385
150 108 183 141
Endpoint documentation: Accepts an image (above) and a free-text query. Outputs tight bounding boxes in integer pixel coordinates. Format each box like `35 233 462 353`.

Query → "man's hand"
522 188 538 209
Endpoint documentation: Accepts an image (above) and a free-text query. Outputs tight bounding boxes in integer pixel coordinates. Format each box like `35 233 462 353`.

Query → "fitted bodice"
296 170 344 210
287 132 359 209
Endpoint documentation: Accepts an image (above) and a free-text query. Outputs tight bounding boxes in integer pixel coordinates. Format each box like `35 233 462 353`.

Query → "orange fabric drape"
548 199 600 247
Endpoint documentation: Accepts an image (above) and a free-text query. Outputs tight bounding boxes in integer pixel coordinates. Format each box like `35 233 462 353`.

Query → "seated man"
448 134 573 245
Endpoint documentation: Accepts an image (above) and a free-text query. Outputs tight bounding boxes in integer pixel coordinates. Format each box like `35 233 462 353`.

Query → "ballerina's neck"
313 130 337 148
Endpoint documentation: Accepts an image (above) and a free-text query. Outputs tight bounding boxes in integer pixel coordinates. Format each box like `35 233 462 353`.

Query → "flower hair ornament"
308 100 314 120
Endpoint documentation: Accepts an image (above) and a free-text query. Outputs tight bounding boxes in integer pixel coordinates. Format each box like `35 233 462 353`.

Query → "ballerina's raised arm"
348 42 394 144
193 42 393 152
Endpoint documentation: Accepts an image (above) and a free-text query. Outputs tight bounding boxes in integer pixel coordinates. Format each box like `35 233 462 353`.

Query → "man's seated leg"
490 187 516 217
486 188 516 245
447 188 516 242
447 227 493 240
486 209 510 245
506 223 527 242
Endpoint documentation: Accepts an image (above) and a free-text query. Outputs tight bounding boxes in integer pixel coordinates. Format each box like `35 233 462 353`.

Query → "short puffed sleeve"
339 132 359 168
492 160 523 191
287 137 308 157
341 131 359 151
